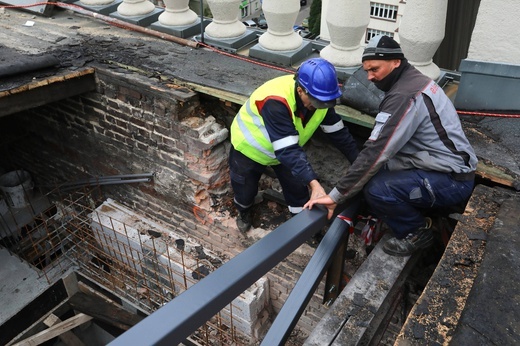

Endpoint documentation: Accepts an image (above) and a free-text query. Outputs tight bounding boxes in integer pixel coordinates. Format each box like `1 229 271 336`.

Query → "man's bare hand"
304 195 336 219
308 179 326 200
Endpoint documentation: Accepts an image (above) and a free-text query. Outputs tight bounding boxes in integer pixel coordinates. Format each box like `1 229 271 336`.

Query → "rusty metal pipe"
55 2 200 49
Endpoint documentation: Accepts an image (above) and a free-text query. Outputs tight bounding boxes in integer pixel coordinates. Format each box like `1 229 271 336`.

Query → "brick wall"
0 67 336 341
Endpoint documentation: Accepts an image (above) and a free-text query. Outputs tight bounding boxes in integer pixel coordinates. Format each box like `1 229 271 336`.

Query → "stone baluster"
399 0 448 80
79 0 121 16
258 0 302 51
80 0 114 6
159 0 198 26
320 0 370 67
205 0 246 38
117 0 155 16
466 0 520 64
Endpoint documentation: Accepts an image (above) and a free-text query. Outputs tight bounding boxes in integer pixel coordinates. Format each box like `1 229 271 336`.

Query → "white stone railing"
99 0 516 81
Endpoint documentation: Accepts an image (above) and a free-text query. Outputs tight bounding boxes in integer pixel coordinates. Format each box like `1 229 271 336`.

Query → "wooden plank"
68 291 144 331
170 78 377 129
0 278 68 346
12 313 92 346
43 314 85 346
336 104 376 129
476 161 517 188
0 68 96 117
4 297 72 346
0 68 95 98
170 77 249 106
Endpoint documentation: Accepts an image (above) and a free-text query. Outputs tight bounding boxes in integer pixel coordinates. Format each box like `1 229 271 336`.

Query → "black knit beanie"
362 35 405 62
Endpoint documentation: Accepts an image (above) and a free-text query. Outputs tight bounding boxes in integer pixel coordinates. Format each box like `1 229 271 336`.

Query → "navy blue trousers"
229 147 309 213
363 168 474 239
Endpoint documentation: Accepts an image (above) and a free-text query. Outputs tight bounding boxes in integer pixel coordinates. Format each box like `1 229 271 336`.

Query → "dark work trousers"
363 168 474 239
229 146 309 213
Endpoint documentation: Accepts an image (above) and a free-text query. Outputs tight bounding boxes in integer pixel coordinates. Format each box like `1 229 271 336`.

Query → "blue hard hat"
296 58 341 105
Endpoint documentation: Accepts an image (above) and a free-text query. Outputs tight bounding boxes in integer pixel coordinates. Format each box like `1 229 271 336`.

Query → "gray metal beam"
108 207 328 346
260 203 360 346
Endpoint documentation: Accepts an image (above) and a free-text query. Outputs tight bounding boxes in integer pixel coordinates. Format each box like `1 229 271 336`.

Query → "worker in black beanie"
305 35 478 257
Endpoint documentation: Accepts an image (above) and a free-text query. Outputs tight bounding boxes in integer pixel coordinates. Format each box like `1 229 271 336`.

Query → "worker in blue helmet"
229 58 359 233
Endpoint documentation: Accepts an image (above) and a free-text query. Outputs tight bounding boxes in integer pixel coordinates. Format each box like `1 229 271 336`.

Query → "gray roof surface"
2 7 519 180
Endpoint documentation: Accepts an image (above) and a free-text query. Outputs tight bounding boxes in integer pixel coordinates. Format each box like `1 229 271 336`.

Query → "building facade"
320 0 406 43
365 0 405 42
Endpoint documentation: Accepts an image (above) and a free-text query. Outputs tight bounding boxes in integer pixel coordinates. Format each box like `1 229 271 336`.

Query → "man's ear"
393 59 402 68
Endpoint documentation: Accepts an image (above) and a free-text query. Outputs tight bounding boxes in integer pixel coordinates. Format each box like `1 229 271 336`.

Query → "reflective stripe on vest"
320 119 344 133
272 135 299 151
234 99 276 160
231 75 328 165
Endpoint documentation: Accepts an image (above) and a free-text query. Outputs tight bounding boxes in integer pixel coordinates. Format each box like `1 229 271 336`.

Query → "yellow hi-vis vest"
230 75 328 165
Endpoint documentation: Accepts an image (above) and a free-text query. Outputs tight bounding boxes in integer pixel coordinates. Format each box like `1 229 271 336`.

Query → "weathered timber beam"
0 68 96 117
476 161 518 189
68 292 143 331
43 314 85 346
12 313 92 346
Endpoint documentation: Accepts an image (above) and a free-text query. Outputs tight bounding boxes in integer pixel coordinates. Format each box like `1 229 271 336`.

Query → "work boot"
237 209 252 233
383 217 434 257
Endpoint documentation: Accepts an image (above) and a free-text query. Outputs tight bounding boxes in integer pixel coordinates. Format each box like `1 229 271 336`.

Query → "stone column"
399 0 448 80
319 0 330 41
466 0 520 63
320 0 370 67
205 0 246 38
258 0 302 51
117 0 155 16
159 0 198 26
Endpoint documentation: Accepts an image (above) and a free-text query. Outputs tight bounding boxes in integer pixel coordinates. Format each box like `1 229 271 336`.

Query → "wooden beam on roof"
171 77 249 106
336 104 376 128
0 68 96 117
476 161 518 189
43 314 86 346
68 291 144 331
170 77 378 129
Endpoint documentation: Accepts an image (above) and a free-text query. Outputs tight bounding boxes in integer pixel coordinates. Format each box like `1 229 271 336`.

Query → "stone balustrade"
98 0 517 85
399 0 447 80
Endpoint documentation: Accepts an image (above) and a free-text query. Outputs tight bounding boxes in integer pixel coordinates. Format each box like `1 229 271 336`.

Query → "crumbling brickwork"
0 67 339 342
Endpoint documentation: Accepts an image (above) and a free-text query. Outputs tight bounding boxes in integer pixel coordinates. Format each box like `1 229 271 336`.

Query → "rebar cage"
0 184 245 345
